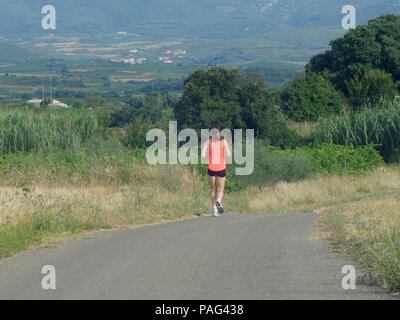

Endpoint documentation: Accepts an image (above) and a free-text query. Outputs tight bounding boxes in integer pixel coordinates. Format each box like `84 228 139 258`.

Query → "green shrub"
292 144 384 175
122 116 154 149
262 152 314 185
235 141 315 187
234 142 383 188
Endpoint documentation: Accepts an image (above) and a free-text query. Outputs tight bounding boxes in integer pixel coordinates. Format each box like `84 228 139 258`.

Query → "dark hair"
210 122 224 141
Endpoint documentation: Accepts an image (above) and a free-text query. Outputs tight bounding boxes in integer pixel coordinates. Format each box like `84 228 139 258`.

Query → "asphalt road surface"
0 213 395 300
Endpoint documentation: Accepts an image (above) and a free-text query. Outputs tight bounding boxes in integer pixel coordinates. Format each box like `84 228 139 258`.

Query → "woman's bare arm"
201 139 209 159
224 139 232 159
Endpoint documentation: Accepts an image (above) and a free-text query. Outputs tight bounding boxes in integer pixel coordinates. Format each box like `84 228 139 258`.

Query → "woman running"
201 123 231 217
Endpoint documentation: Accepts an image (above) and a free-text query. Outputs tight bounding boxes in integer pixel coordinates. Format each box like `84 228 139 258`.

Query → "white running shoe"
216 200 224 214
212 206 220 217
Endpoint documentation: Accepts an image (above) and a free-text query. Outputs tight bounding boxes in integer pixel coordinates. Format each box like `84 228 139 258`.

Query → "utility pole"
49 74 52 104
42 75 45 102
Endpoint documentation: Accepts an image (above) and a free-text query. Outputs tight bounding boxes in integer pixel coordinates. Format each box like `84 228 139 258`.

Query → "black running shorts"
208 169 227 178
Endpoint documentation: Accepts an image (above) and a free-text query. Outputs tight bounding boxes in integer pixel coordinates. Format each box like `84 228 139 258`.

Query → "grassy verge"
321 199 400 292
224 166 400 292
0 158 208 259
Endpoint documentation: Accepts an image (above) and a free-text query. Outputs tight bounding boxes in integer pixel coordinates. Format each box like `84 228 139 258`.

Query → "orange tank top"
208 138 226 172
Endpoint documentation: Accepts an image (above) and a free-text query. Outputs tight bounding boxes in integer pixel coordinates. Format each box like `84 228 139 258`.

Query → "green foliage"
174 67 300 147
0 134 133 187
94 108 112 133
280 72 345 121
313 98 400 162
307 14 400 97
72 99 84 109
346 69 399 110
0 107 98 154
258 151 314 185
235 140 315 187
110 92 169 127
239 73 277 136
292 144 384 175
234 140 383 188
84 96 106 108
174 67 244 130
122 116 154 149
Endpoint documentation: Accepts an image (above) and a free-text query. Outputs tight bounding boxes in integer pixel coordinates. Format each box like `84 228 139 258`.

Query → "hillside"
0 42 38 64
0 1 399 65
0 0 399 39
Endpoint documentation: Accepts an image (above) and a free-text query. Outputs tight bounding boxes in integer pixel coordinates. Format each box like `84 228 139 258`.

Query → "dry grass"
287 121 318 137
226 166 399 214
322 198 400 291
0 163 208 259
225 166 400 292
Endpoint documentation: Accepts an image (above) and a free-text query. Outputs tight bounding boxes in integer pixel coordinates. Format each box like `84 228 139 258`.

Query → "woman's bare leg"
209 175 217 206
216 177 226 203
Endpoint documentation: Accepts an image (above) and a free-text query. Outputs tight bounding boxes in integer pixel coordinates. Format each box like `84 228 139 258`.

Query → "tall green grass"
0 107 97 154
314 98 400 162
0 106 144 187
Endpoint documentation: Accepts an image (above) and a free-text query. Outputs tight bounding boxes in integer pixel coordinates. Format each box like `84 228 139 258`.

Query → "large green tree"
307 14 400 96
174 67 244 130
238 73 280 138
174 67 299 147
280 73 345 121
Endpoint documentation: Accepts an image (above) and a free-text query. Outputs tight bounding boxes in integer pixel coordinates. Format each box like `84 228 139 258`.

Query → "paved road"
0 213 395 300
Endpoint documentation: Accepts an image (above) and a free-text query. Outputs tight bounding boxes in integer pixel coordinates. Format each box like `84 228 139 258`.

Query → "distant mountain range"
0 1 399 64
0 0 399 38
